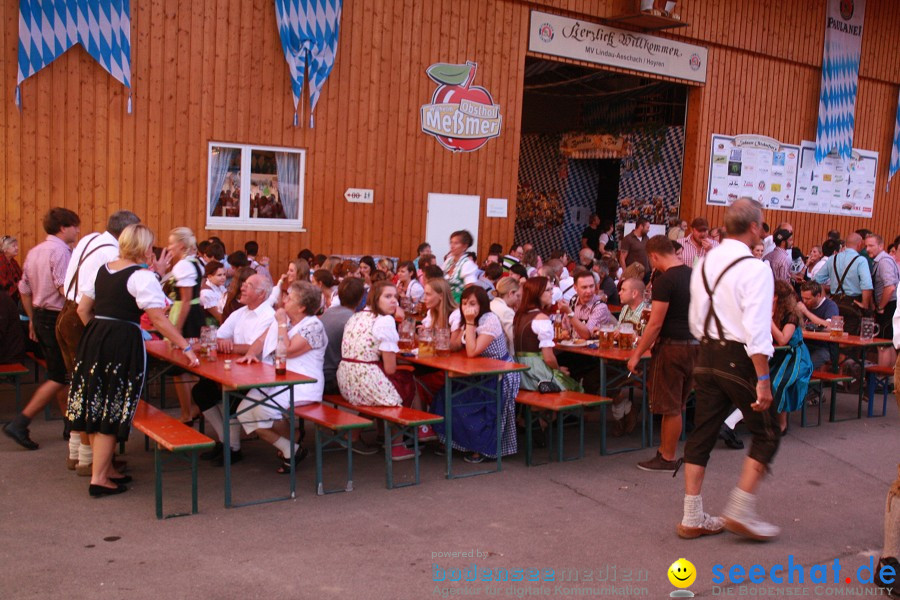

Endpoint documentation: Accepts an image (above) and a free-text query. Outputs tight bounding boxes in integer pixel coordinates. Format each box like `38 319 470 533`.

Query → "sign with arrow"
344 188 374 203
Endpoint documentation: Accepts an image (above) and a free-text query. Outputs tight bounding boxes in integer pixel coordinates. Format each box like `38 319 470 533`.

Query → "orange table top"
402 351 529 376
801 330 892 347
556 343 651 362
145 340 316 390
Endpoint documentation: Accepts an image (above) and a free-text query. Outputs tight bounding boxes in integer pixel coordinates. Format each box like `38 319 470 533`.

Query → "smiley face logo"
668 558 696 588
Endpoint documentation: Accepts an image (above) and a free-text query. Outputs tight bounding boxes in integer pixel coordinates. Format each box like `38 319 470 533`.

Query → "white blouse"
490 298 515 358
95 267 168 311
199 281 227 310
372 314 400 353
421 309 461 332
532 318 555 349
171 258 200 288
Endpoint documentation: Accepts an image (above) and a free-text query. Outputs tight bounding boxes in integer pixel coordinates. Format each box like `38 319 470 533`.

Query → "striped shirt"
18 235 72 311
677 235 719 268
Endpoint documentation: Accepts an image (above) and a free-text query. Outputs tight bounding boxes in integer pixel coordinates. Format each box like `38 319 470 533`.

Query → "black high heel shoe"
89 483 128 497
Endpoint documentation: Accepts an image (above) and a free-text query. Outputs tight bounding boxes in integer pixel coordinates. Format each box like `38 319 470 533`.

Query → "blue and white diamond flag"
17 0 132 110
274 0 342 128
889 89 900 192
815 0 866 165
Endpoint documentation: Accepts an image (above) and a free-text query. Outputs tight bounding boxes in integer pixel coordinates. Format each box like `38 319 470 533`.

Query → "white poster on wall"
795 141 878 218
425 193 480 262
706 134 800 210
529 10 708 84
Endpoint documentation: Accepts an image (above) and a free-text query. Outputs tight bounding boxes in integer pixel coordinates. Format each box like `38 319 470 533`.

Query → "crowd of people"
1 199 897 540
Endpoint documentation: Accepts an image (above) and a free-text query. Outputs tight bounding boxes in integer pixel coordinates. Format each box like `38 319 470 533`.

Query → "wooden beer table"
402 351 529 479
556 343 651 454
145 340 316 508
801 331 892 420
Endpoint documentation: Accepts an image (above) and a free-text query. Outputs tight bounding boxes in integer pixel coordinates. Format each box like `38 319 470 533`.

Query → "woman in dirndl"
67 224 200 497
442 229 478 303
432 286 521 463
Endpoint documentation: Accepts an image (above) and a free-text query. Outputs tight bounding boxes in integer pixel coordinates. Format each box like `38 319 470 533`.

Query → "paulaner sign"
528 10 708 84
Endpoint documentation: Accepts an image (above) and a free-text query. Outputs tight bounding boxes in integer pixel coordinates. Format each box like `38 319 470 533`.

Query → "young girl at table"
432 286 521 464
770 280 812 433
416 277 460 405
396 261 425 306
490 276 520 359
167 227 205 424
236 281 326 473
512 276 582 393
199 260 227 324
312 268 338 311
337 281 420 460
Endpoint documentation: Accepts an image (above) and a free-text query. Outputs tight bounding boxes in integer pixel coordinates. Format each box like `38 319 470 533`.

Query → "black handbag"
537 379 562 394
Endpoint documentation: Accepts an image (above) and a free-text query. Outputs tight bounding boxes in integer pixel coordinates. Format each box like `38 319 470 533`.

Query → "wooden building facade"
3 0 900 264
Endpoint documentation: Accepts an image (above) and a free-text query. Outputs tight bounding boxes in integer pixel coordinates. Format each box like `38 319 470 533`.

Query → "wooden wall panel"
3 0 900 270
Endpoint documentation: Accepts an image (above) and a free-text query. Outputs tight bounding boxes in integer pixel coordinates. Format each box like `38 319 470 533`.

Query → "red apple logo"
421 61 502 152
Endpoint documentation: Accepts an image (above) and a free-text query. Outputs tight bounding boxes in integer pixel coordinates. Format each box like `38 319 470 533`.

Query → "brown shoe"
677 514 725 539
637 451 678 472
611 418 626 438
66 457 78 470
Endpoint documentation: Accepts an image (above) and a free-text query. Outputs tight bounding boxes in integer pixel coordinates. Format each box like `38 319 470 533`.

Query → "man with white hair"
193 273 276 465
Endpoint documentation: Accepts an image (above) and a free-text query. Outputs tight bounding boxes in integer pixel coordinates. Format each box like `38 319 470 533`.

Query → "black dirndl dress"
66 265 148 442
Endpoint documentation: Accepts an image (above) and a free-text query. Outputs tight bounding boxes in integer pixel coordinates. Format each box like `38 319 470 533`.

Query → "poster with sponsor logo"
795 140 877 218
706 134 800 209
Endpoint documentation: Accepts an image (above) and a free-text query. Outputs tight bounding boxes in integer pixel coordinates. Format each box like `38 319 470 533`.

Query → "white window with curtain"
206 142 306 232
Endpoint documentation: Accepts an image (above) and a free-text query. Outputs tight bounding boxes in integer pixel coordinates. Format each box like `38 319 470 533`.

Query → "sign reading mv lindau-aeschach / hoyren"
529 10 708 84
420 61 502 153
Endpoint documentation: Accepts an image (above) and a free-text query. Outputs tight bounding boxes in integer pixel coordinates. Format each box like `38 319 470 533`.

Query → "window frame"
205 141 307 232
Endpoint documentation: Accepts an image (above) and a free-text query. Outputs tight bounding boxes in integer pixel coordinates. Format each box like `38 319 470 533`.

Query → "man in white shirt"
56 211 142 475
192 274 276 465
679 198 779 542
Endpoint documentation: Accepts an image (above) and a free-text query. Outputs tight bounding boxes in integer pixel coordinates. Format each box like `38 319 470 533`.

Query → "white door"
425 193 480 264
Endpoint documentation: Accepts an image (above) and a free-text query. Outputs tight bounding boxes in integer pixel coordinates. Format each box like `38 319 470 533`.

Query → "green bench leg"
154 443 163 520
191 450 199 515
524 405 534 466
314 426 356 495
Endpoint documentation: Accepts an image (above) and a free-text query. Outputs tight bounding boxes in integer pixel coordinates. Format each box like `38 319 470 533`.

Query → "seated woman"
396 261 425 306
336 280 419 461
421 277 460 333
443 230 478 303
490 277 520 359
236 281 326 473
313 268 338 311
376 257 395 281
513 276 582 392
433 286 521 463
221 266 256 321
270 258 310 308
770 280 812 433
199 260 227 324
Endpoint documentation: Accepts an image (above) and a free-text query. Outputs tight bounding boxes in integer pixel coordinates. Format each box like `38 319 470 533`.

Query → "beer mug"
828 316 844 338
435 327 451 357
860 317 880 341
617 323 636 349
417 326 435 357
599 324 616 349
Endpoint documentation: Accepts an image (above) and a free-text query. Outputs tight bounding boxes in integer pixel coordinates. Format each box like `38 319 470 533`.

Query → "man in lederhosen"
677 198 781 541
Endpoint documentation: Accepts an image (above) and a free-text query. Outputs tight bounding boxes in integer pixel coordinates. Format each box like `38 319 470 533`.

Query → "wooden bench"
516 390 611 465
322 394 443 489
132 401 216 519
864 365 894 418
810 370 855 422
0 363 29 412
294 403 373 495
